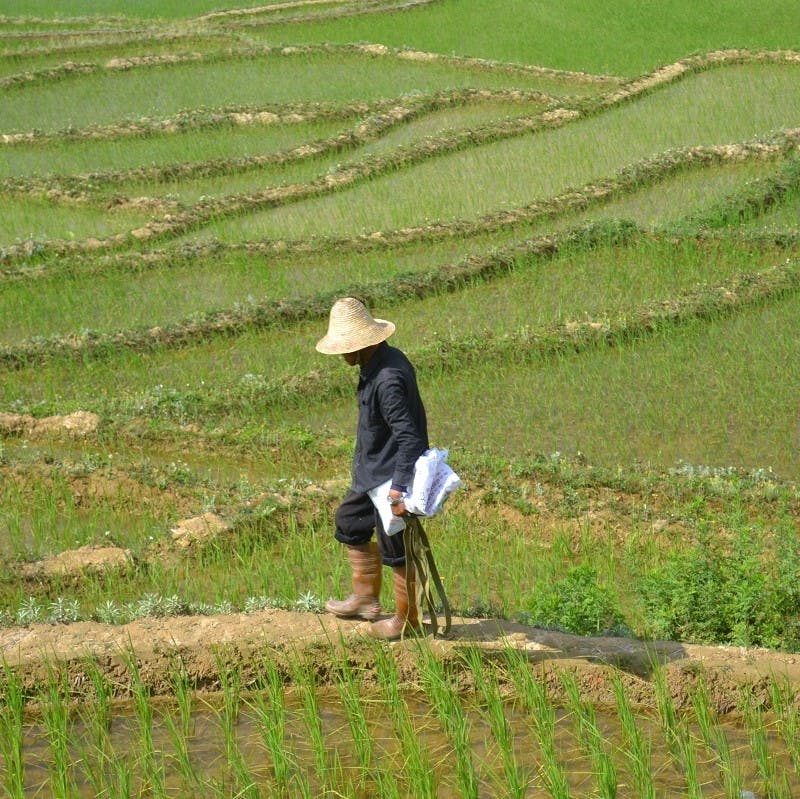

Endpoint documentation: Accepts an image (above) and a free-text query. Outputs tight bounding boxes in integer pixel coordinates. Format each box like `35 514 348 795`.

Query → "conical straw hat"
315 297 395 354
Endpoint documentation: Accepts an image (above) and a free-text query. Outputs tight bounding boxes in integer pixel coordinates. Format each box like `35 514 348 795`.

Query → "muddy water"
9 689 799 798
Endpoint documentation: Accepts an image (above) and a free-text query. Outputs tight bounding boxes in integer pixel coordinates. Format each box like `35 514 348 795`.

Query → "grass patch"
207 63 800 241
410 293 800 480
249 0 800 76
0 195 151 245
0 32 238 77
2 233 792 398
743 185 800 232
0 49 589 135
0 0 326 19
0 118 351 180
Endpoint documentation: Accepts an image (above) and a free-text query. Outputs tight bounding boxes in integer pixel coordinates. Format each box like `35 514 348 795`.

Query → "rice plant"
559 669 617 799
740 688 792 799
611 673 655 799
333 645 375 786
0 660 26 799
770 677 800 774
122 648 168 799
472 648 530 799
372 642 438 799
162 660 207 795
291 655 335 793
652 664 702 799
504 649 570 799
691 679 743 799
214 650 258 799
41 665 77 799
247 653 297 795
416 640 478 799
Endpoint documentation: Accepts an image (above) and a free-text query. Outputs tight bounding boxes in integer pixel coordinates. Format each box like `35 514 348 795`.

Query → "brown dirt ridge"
2 607 799 716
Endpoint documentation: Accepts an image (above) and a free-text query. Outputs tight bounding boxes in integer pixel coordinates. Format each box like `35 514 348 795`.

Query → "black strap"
403 516 451 637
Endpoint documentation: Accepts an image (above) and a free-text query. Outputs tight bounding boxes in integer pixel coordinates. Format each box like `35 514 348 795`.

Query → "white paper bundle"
405 448 462 517
368 448 462 536
369 479 407 536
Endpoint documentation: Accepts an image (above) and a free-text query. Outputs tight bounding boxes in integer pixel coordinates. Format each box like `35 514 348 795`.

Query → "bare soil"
3 607 799 714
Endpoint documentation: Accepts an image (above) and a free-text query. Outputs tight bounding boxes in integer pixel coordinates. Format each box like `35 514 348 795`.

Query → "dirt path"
2 609 799 714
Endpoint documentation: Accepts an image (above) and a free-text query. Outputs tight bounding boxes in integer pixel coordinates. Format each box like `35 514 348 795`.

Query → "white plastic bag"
369 448 462 536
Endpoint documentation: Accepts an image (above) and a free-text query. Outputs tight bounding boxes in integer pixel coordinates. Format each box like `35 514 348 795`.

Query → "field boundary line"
0 221 626 369
4 46 795 148
0 95 415 147
88 258 800 420
0 89 555 200
1 50 798 260
0 40 615 115
196 0 347 22
3 222 799 374
3 130 798 274
197 0 444 26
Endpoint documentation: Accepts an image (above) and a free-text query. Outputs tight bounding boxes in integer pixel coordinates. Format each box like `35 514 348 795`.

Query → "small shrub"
639 524 800 650
523 563 626 636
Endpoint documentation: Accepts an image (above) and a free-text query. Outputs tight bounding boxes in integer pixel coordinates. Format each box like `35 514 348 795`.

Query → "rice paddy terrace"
2 1 800 796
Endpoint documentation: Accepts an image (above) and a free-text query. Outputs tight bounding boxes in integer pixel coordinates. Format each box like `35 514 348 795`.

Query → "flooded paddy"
2 623 798 799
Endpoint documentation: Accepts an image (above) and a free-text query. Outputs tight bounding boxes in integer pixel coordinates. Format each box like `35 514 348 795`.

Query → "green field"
2 0 800 616
2 2 800 796
0 6 800 799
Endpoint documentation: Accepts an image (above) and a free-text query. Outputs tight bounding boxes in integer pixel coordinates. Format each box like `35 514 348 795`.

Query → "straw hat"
315 297 395 355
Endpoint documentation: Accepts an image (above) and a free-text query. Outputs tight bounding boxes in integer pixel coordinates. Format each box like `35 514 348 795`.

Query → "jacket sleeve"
376 371 427 490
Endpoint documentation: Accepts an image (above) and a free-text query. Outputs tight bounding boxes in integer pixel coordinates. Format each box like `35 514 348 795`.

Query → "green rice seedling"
71 658 116 797
41 665 76 799
675 720 702 799
254 0 800 76
210 65 800 241
740 689 792 799
83 657 113 743
161 660 207 795
690 680 743 799
333 647 374 778
652 664 679 752
0 660 25 799
504 649 569 799
247 654 293 793
0 50 562 135
214 651 259 799
290 655 337 793
770 677 800 773
559 669 617 799
372 642 437 799
611 673 655 799
416 640 478 799
0 118 348 181
651 663 703 798
122 647 168 799
464 647 528 799
108 754 134 799
73 716 109 798
372 766 402 799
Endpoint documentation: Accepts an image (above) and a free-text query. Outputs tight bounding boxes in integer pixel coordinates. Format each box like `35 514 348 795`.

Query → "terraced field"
2 1 800 797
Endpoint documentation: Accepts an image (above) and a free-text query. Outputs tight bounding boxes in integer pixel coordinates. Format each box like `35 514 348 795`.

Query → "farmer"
315 297 429 639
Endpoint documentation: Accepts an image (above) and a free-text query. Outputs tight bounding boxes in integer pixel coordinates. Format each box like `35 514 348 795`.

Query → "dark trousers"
334 490 405 567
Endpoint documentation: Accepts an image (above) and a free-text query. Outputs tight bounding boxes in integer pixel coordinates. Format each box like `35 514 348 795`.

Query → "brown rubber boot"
367 564 421 640
325 542 382 621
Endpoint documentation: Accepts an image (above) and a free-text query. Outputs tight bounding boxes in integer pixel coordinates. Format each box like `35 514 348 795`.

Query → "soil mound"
1 609 798 714
19 544 133 581
0 411 100 437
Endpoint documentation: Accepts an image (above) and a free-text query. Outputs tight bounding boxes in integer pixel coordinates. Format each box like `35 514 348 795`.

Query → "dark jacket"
352 342 429 493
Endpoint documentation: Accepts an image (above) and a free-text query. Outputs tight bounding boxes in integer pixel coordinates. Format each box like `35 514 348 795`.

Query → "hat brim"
315 319 395 355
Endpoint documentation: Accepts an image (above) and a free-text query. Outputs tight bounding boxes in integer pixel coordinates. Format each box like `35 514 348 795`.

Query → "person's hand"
388 489 407 516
